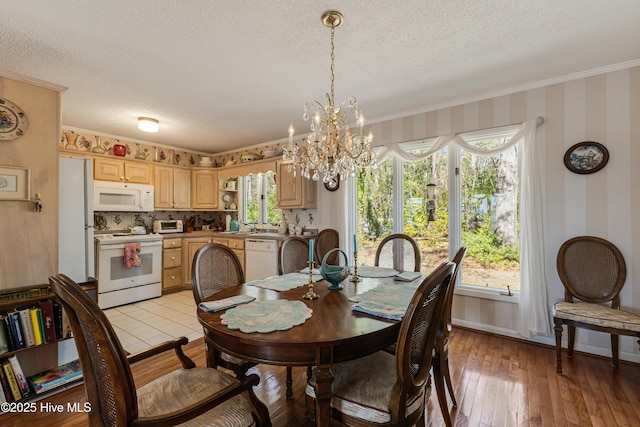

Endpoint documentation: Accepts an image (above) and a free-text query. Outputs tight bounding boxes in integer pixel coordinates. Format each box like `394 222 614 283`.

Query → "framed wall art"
563 141 609 174
0 166 30 201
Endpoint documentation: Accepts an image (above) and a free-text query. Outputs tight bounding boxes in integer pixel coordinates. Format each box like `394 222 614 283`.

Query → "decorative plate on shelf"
0 97 29 140
222 194 232 203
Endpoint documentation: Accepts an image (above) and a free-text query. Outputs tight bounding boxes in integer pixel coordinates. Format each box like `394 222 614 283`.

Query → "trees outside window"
356 127 520 292
243 172 280 225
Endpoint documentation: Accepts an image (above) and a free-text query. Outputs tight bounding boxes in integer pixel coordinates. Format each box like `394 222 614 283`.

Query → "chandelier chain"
330 26 335 103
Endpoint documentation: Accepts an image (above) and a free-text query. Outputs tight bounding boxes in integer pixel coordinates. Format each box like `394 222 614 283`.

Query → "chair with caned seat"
432 246 467 427
315 228 340 265
192 243 255 377
553 236 640 374
305 261 454 426
375 233 421 272
49 273 271 427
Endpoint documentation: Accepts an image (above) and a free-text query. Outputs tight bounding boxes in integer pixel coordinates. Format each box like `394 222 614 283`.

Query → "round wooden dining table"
197 276 403 427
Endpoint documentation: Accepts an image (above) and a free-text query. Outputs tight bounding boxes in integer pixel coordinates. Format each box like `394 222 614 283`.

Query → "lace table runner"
351 265 399 278
221 300 313 333
247 272 314 291
349 282 420 320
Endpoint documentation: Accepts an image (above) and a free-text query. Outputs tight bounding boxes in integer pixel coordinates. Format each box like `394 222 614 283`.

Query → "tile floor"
103 290 203 354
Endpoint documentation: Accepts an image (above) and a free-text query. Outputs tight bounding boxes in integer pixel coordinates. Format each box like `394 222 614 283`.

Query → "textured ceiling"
1 1 640 154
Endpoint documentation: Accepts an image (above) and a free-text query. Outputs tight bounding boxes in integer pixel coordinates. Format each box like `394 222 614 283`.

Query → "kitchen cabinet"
182 237 212 286
182 235 247 286
191 169 218 209
155 165 191 209
275 161 317 209
162 238 183 293
227 237 245 273
94 157 152 184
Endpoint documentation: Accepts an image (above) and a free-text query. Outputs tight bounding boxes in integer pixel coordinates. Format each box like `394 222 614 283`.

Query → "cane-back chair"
553 236 640 374
192 243 255 377
305 262 454 426
375 233 421 272
278 236 312 274
50 273 271 426
315 228 340 265
432 246 467 427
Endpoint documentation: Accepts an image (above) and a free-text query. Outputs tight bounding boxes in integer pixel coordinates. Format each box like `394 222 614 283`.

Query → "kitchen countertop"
160 231 316 240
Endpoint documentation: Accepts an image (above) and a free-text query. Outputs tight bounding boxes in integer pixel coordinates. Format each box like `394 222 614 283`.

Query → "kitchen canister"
230 220 239 232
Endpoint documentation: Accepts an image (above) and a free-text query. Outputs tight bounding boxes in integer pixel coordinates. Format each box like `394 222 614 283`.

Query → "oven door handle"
98 241 162 250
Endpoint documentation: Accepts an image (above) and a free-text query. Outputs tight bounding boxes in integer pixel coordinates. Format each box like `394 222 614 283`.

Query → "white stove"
94 233 163 309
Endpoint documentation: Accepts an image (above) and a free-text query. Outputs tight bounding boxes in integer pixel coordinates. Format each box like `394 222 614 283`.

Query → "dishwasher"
245 239 279 282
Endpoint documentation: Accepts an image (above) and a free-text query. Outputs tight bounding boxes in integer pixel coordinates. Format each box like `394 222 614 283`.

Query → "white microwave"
94 181 154 212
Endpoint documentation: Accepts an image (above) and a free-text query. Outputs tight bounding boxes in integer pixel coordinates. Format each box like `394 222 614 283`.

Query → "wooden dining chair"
432 246 467 427
276 236 312 398
49 273 271 427
278 236 312 274
305 261 455 426
553 236 640 374
375 233 421 272
192 243 255 377
315 228 340 265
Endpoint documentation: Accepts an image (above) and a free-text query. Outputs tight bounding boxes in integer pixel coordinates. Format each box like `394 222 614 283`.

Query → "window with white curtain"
357 125 521 295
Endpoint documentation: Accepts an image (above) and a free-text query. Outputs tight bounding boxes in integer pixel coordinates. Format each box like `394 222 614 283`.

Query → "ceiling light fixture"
283 10 375 182
138 117 159 133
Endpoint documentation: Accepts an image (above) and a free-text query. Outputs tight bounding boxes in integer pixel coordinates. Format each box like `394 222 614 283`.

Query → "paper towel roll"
225 215 231 232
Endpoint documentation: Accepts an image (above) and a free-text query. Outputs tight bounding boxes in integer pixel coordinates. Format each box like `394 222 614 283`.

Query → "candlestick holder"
302 261 319 300
350 251 363 282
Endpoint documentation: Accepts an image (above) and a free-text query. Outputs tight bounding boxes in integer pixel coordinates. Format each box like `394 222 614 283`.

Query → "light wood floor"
4 327 640 426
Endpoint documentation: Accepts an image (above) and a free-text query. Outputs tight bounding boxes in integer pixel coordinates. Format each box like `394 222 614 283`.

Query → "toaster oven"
153 219 183 233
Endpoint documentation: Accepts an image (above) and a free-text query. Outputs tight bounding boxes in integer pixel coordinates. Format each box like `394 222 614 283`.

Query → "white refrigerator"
58 157 94 364
59 157 95 282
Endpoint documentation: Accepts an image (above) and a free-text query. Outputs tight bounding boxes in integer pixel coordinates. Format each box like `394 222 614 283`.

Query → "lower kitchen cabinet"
162 238 183 293
227 238 245 274
183 237 212 286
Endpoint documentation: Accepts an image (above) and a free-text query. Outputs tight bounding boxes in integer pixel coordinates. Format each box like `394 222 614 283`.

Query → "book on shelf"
19 308 36 347
8 311 26 350
27 359 83 395
2 361 22 401
1 315 15 352
8 355 29 398
52 300 64 340
0 317 10 355
39 300 57 343
30 308 43 345
0 367 12 402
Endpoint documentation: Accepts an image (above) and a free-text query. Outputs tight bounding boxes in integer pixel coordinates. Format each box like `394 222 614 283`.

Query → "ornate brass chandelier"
283 11 375 183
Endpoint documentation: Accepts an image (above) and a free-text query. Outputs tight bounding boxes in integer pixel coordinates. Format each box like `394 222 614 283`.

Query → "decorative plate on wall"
564 141 609 174
0 97 29 141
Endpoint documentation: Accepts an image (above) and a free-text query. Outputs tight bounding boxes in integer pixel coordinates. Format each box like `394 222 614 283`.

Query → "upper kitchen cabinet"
191 169 218 210
154 165 191 209
94 158 152 184
275 161 317 209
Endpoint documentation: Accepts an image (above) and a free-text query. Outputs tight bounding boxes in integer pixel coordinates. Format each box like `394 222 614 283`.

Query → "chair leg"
553 318 564 374
432 358 453 427
567 325 575 358
286 366 293 400
611 334 620 368
442 353 457 407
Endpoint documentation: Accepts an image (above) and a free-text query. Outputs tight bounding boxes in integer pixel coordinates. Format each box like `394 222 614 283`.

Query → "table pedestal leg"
314 347 334 426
